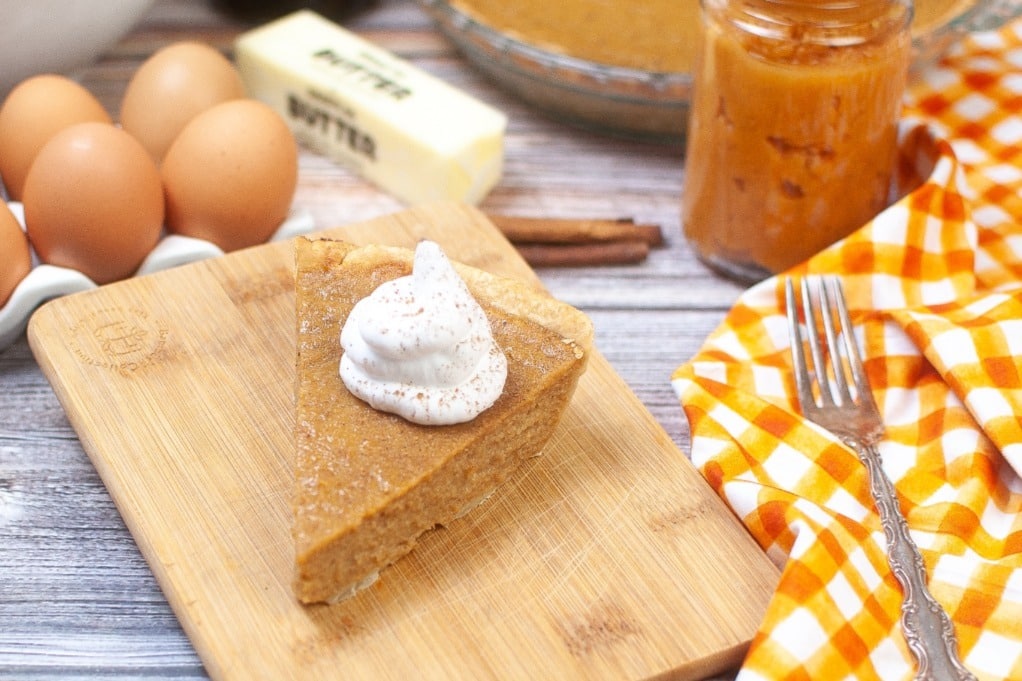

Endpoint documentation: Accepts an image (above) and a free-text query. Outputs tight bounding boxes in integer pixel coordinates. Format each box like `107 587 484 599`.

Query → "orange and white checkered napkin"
672 20 1022 681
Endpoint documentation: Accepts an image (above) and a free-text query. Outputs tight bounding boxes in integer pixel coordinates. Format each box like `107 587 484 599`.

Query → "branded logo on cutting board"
68 307 168 374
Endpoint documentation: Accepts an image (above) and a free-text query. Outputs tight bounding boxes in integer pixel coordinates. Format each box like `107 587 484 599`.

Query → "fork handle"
849 439 977 681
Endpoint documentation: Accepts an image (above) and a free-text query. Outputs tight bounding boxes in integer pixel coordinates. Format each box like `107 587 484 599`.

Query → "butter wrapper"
235 10 507 205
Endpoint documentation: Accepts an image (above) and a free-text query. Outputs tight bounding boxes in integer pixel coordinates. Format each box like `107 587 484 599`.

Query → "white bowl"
0 0 155 95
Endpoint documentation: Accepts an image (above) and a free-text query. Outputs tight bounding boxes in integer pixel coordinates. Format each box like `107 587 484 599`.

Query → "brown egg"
0 201 32 306
162 99 298 252
23 122 164 285
0 74 112 201
120 41 246 164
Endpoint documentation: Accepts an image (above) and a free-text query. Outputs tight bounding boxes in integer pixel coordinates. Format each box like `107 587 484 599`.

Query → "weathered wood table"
0 0 753 678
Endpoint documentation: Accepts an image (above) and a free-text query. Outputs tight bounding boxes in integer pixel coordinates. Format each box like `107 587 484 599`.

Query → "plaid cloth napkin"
672 20 1022 681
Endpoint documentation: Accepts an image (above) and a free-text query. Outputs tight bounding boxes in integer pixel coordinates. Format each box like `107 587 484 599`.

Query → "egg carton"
0 201 316 351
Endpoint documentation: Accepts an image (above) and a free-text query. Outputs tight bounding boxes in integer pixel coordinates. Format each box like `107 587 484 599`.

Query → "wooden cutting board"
27 202 778 680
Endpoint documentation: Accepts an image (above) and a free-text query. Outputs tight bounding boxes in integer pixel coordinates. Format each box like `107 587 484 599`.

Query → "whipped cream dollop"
339 240 508 426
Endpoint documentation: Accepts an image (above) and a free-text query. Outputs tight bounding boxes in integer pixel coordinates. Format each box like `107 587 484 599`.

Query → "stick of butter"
234 10 507 205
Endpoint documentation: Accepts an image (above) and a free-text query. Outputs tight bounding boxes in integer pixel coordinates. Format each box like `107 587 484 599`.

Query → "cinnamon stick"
514 240 650 267
488 215 664 248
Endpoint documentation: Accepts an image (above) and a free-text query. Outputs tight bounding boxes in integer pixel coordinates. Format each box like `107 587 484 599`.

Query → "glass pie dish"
418 0 1022 144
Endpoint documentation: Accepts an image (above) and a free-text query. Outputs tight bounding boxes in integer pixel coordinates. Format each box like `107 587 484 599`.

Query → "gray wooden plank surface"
0 1 747 678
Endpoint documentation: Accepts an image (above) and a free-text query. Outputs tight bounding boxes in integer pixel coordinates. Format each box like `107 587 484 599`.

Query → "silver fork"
785 276 976 681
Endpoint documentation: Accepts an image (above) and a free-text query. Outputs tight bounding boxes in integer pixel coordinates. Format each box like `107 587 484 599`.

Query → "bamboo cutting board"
27 202 778 680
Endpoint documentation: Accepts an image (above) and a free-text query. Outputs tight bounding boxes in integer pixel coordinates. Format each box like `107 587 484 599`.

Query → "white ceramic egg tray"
0 201 316 350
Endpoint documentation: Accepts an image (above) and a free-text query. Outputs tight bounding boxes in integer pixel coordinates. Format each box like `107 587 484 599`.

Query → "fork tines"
785 276 873 411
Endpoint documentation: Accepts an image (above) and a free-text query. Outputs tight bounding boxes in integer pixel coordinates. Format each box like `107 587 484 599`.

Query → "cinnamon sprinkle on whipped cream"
339 240 507 425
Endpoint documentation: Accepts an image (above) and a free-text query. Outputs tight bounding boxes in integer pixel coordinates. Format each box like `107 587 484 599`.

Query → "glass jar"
211 0 376 22
680 0 912 283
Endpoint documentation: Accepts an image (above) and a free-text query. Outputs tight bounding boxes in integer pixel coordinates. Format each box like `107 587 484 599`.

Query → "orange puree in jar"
681 0 911 282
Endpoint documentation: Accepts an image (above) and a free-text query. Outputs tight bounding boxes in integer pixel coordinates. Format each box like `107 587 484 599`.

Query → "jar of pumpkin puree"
681 0 911 283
